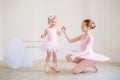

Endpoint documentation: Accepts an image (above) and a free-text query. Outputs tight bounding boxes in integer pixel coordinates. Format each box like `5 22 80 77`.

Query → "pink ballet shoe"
50 63 60 73
80 69 88 73
92 63 98 73
44 63 50 73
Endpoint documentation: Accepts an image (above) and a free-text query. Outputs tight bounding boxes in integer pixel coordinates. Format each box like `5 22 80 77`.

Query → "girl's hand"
41 29 47 38
61 26 66 33
41 34 45 38
41 34 43 38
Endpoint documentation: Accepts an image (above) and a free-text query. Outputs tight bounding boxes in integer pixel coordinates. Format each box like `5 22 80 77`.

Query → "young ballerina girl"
62 19 110 74
41 16 63 73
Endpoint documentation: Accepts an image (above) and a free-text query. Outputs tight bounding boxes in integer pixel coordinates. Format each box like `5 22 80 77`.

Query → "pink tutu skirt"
42 41 60 53
68 51 110 62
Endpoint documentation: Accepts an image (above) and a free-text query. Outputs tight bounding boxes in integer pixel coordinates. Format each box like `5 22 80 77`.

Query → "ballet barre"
24 40 46 48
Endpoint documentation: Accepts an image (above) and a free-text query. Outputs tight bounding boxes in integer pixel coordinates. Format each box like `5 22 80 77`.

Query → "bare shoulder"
80 34 84 37
80 34 85 39
88 35 93 42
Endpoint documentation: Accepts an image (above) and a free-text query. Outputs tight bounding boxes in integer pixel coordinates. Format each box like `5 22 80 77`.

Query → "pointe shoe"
80 69 87 73
92 63 98 73
50 63 60 73
44 63 50 73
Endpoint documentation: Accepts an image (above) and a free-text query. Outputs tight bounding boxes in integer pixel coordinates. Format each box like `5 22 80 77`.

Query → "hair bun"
48 15 56 21
83 19 96 30
91 23 96 29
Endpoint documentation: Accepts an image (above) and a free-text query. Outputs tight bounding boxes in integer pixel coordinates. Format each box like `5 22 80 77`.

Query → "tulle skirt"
42 41 60 53
68 50 110 62
4 38 33 69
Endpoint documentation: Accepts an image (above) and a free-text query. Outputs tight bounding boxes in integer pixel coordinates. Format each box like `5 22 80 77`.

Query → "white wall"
0 0 3 60
107 0 120 62
2 0 84 60
1 0 120 62
90 0 120 62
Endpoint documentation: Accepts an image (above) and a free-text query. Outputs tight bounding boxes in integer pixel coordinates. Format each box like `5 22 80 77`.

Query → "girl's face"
48 20 57 28
81 22 89 32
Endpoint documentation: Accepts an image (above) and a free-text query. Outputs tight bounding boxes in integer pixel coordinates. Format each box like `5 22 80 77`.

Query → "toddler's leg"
92 62 98 73
45 51 51 72
45 51 51 63
51 52 60 73
72 59 96 74
52 52 57 64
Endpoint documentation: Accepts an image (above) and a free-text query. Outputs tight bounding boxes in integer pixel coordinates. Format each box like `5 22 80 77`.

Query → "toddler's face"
49 20 57 27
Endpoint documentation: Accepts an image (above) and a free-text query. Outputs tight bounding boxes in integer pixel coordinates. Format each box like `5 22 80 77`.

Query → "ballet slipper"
82 61 98 73
80 69 88 73
91 62 98 73
80 64 98 73
80 61 98 73
73 60 98 73
44 63 50 73
50 63 60 73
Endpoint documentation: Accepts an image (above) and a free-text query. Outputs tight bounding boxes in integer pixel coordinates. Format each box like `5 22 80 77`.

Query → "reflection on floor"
0 61 120 80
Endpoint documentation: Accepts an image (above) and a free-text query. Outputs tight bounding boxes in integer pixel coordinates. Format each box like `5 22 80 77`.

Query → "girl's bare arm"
64 31 81 43
41 29 47 38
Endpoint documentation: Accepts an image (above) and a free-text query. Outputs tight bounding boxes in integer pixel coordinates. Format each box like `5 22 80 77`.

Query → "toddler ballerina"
41 16 63 73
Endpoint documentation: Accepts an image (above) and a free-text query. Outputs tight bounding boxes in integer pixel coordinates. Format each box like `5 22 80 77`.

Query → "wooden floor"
0 61 120 80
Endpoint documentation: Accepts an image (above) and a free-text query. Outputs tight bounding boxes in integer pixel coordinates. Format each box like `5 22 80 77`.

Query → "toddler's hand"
61 26 66 33
41 34 43 38
41 34 45 38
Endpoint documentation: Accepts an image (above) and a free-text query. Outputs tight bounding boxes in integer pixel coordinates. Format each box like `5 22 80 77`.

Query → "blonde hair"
48 16 56 23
